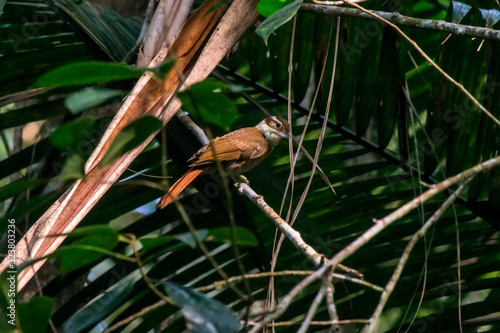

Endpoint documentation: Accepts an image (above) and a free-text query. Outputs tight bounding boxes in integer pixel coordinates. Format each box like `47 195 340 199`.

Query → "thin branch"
236 182 362 277
367 178 473 332
249 319 370 326
297 285 326 333
302 3 500 42
104 298 170 333
175 110 210 145
198 270 382 293
325 279 341 332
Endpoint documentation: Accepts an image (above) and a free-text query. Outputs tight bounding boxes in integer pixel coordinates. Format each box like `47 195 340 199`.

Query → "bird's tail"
157 168 203 209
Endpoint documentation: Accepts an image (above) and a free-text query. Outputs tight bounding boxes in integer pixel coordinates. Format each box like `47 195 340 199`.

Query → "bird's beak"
279 132 289 139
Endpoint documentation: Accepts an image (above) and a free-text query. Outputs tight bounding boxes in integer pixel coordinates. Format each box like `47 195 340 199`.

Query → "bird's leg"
232 174 250 187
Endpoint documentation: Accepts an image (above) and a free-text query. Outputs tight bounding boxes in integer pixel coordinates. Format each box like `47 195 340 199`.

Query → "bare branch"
303 3 500 41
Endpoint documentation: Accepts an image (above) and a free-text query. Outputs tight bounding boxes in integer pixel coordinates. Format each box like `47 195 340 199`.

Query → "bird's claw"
233 175 250 187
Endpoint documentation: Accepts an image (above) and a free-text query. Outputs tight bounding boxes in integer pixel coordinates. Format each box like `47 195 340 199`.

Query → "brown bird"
157 116 290 209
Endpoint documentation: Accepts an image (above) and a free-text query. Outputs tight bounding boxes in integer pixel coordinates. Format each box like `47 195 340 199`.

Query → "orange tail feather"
157 168 203 209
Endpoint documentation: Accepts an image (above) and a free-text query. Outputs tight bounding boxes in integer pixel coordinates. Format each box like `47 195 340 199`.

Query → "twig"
236 182 362 277
297 285 326 333
367 178 473 332
175 110 210 145
198 270 382 293
248 319 370 326
325 279 341 332
103 298 170 333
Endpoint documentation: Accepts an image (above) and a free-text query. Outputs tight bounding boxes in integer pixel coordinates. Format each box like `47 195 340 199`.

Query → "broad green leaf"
140 235 175 252
62 276 135 333
18 297 53 333
32 61 145 88
65 87 125 115
33 58 177 89
61 225 120 239
99 116 162 166
257 0 294 18
207 227 258 247
49 116 95 152
255 0 303 45
164 282 239 333
178 80 238 128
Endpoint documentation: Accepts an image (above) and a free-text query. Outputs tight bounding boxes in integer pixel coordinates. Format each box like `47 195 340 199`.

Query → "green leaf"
49 116 95 152
99 116 162 166
257 0 294 18
58 227 120 276
30 226 121 276
255 0 303 45
0 177 49 202
140 235 175 252
207 227 258 247
32 61 145 88
0 269 17 331
164 282 239 333
65 87 125 115
18 297 53 333
61 225 120 239
178 80 238 128
59 154 85 182
62 276 135 333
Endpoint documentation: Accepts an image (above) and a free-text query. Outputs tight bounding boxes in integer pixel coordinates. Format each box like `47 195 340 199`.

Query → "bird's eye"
276 122 282 128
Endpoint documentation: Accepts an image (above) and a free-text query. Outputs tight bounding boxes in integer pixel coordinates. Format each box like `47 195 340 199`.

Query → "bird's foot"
233 175 250 187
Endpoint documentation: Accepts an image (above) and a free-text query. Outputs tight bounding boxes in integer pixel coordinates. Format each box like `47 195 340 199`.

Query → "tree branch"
302 4 500 42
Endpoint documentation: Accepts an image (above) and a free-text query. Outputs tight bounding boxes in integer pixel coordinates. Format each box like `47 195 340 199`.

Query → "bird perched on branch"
157 116 290 209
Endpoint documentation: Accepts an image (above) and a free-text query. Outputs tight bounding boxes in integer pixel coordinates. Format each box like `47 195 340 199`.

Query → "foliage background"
0 0 499 332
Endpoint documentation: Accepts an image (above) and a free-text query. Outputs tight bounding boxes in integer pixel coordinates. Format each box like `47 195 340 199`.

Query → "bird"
157 116 290 209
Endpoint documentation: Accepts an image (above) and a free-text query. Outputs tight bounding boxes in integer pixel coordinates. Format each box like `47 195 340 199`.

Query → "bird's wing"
188 136 241 167
188 127 268 166
225 127 269 160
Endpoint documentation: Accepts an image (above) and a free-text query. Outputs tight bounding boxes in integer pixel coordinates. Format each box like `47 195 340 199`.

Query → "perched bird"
157 116 290 209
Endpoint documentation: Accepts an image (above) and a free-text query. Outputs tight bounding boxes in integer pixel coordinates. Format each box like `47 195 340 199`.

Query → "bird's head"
256 116 290 146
